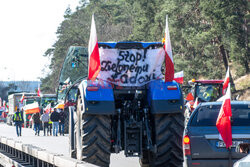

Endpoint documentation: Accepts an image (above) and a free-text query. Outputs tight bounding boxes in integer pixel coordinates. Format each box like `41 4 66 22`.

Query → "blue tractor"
67 42 184 167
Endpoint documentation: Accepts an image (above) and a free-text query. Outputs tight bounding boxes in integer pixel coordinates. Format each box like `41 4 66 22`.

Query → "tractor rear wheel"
77 95 111 167
69 106 77 158
153 113 184 167
139 150 151 167
64 108 69 134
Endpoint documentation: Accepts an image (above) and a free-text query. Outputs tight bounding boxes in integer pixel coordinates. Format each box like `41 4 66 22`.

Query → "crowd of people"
13 108 66 137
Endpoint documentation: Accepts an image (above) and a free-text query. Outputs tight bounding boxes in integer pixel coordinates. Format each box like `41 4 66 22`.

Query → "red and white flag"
164 15 174 82
44 103 51 114
173 71 184 84
216 83 232 148
24 102 40 114
20 93 25 103
88 14 101 81
37 86 41 97
222 67 230 95
193 97 199 109
0 98 2 107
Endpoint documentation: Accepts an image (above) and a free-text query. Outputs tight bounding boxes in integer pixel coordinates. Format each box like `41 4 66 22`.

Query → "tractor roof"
188 79 224 86
98 42 163 49
194 80 224 84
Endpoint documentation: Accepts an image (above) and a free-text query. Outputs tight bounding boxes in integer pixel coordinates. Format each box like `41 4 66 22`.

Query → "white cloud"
0 0 80 81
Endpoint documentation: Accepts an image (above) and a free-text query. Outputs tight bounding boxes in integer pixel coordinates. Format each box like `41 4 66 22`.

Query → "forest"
41 0 249 93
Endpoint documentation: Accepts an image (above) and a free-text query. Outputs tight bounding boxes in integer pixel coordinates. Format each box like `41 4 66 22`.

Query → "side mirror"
71 57 78 68
72 62 77 68
80 54 88 57
59 82 65 86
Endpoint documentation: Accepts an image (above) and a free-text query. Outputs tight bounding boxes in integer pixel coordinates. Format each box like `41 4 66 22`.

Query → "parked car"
183 101 250 167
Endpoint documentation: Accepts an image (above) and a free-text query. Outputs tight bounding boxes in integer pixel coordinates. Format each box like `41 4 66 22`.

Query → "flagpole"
228 147 232 167
229 109 232 167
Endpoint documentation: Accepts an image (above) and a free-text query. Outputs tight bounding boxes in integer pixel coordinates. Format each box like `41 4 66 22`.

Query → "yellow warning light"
162 37 165 43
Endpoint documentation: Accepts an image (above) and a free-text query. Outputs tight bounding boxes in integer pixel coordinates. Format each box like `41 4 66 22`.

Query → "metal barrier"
0 136 97 167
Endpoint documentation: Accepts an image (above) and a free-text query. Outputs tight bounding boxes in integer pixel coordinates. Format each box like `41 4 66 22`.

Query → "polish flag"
216 84 232 148
24 102 40 114
44 103 51 114
164 16 174 82
37 87 41 97
222 67 230 95
20 93 25 103
88 14 101 81
173 71 184 84
193 97 199 109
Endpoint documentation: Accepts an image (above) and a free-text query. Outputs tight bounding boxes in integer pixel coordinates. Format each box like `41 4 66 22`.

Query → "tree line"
41 0 249 93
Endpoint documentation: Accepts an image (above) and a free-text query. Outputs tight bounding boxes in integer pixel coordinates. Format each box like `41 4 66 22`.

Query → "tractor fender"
78 79 115 115
147 80 184 114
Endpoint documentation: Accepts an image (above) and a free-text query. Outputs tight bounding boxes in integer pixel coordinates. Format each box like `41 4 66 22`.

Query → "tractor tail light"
183 135 191 156
167 86 178 90
87 86 99 91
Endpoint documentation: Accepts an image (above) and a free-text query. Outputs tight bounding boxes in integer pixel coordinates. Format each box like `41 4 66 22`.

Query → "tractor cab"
189 79 224 102
185 79 224 117
57 46 88 102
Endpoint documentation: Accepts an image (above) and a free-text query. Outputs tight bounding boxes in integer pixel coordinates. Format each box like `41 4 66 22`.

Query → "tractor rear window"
195 84 221 102
190 105 250 126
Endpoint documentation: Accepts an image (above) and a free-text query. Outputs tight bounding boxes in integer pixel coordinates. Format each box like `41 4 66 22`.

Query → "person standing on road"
50 108 60 136
32 112 41 136
13 108 24 137
59 109 65 136
48 111 53 136
40 111 49 136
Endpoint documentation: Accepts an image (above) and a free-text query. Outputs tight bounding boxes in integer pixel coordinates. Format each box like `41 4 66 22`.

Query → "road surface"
0 123 139 167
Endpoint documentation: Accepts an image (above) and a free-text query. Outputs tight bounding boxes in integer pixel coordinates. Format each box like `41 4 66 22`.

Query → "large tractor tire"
139 150 152 167
64 108 69 134
69 106 77 158
76 95 111 167
140 113 184 167
154 113 184 167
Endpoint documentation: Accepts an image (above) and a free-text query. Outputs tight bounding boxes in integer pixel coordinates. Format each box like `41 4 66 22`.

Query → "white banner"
98 48 165 86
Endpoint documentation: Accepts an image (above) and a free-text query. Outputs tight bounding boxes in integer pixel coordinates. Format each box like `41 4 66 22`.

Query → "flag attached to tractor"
164 16 174 82
173 71 184 84
88 15 101 81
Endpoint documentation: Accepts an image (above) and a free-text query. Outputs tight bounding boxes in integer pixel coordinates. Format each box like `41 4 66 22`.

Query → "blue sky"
0 0 80 81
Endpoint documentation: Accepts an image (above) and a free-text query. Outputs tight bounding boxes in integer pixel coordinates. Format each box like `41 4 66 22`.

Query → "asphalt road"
0 123 139 167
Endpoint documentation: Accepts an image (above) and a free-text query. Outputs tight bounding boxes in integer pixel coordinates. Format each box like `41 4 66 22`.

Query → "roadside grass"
233 74 250 100
234 74 250 90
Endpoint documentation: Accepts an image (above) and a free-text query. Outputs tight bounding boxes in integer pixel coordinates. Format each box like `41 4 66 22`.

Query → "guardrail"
0 136 97 167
